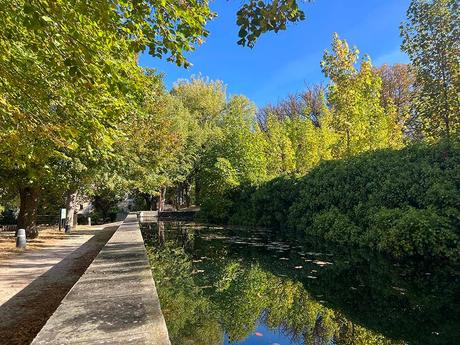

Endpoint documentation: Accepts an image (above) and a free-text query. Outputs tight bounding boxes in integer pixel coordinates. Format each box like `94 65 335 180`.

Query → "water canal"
140 221 459 345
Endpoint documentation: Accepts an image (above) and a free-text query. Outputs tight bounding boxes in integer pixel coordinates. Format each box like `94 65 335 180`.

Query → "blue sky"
139 0 411 107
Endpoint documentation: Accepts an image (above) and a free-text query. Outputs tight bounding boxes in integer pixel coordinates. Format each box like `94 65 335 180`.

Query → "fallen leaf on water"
313 260 333 266
392 286 406 292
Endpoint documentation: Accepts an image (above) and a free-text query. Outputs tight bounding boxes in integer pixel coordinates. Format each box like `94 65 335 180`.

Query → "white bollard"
16 228 26 248
88 217 91 226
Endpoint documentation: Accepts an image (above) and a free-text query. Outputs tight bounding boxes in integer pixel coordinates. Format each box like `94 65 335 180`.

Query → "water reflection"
140 221 459 345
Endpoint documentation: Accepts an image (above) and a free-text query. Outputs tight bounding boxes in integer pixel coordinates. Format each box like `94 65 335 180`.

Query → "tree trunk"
157 221 165 247
184 183 191 208
65 190 78 232
17 186 40 239
157 187 166 211
143 194 150 210
150 195 158 211
346 127 351 157
142 193 157 211
195 178 201 205
174 185 180 210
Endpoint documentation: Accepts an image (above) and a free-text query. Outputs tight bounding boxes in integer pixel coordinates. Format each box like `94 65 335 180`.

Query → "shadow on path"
0 226 118 345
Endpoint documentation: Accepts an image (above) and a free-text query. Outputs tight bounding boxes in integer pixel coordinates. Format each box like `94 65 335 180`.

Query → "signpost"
59 208 67 231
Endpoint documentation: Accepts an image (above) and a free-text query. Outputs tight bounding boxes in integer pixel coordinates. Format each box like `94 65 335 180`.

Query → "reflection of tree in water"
141 222 458 345
157 221 165 247
213 262 399 345
145 241 223 344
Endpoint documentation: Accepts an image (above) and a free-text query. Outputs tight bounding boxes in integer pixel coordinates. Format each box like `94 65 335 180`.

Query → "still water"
140 221 459 345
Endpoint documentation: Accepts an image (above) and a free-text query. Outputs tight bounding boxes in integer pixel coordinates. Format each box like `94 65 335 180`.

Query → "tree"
0 0 313 236
321 34 403 158
401 0 460 140
236 0 309 47
375 64 419 140
0 0 145 236
259 87 337 175
172 77 227 127
0 1 146 236
257 85 326 129
286 98 337 174
91 186 123 223
218 95 268 185
171 77 227 204
125 74 194 211
263 115 297 177
196 93 268 220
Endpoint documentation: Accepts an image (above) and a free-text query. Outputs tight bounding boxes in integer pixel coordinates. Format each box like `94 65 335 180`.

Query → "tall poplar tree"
321 34 403 158
401 0 460 140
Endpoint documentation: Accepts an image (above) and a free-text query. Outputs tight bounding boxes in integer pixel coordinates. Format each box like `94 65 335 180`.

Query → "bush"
311 207 361 244
199 196 235 224
200 141 460 260
88 211 104 225
227 176 299 228
0 209 16 225
369 207 458 259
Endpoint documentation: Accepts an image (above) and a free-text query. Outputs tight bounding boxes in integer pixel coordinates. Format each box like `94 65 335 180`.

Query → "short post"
16 228 26 248
65 223 71 234
59 208 67 232
87 217 91 226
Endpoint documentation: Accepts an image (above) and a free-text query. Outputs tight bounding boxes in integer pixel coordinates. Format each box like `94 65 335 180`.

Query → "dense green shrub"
228 176 299 228
200 176 301 227
368 207 458 258
310 207 361 244
226 185 257 226
199 196 235 224
200 141 460 260
0 209 16 225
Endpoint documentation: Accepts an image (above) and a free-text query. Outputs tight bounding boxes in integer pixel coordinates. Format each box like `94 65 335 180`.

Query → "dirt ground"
0 225 94 260
0 225 119 345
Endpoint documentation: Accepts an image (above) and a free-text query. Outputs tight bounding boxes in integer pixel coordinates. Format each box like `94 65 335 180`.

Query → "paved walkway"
32 214 171 345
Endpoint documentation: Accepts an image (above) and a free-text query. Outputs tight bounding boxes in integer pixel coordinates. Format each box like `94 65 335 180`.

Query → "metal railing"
0 214 60 232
